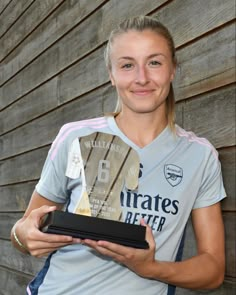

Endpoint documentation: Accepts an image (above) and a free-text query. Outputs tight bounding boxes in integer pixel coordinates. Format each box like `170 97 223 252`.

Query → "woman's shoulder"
50 117 109 160
175 125 218 160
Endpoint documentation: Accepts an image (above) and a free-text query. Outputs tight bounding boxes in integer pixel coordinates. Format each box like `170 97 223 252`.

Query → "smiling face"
109 29 176 118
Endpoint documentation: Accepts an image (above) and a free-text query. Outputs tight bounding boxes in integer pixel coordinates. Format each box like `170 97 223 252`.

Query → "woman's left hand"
82 219 156 278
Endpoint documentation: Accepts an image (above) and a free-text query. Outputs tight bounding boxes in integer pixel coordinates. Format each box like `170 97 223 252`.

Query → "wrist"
138 260 159 279
12 225 29 254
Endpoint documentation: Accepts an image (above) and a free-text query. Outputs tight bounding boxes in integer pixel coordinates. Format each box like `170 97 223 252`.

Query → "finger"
84 239 121 252
31 241 77 258
85 239 136 258
27 238 75 256
36 231 74 243
140 219 155 249
84 239 125 261
33 240 73 250
29 205 57 227
140 218 147 226
32 205 57 217
25 229 74 252
144 225 156 250
30 245 63 258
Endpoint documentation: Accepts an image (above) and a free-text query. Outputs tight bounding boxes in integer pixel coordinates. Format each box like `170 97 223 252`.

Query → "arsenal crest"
164 164 183 187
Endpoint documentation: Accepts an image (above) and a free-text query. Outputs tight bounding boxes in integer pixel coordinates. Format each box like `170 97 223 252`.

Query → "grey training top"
28 116 226 295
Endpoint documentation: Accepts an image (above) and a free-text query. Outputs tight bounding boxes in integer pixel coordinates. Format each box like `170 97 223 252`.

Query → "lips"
131 89 154 96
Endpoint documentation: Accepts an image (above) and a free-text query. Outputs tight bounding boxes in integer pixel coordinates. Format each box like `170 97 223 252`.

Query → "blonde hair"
104 15 177 131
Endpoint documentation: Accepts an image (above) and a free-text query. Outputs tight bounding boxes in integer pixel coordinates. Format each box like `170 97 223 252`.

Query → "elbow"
204 251 226 290
211 258 226 289
212 271 225 289
204 265 225 290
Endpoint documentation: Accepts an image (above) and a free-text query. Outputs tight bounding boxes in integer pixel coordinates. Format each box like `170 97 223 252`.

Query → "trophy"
41 132 149 249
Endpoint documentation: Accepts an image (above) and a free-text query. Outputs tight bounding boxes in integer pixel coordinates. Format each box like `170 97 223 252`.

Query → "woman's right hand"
13 205 81 257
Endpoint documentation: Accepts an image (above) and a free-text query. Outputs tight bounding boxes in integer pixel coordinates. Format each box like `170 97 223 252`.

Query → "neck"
115 111 168 147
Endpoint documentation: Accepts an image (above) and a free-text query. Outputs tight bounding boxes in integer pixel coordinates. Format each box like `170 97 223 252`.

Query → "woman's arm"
148 202 225 289
11 190 80 257
83 202 225 290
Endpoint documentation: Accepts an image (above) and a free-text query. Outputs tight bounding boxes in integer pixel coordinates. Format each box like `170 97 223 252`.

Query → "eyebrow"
118 53 167 61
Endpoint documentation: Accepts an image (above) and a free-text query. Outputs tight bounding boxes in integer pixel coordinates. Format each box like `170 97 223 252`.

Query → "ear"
170 65 176 82
109 71 115 86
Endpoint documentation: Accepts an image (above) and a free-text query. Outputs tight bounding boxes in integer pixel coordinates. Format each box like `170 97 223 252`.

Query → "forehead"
110 29 171 58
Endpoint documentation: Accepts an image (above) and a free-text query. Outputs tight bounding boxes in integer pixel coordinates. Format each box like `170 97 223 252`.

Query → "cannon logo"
164 164 183 187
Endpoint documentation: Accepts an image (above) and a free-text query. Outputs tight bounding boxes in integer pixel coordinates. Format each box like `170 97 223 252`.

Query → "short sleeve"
193 149 226 209
35 130 70 204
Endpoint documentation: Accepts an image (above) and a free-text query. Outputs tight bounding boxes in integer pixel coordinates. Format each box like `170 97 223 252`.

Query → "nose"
135 66 149 85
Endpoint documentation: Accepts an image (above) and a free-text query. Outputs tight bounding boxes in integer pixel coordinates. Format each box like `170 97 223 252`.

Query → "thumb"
30 205 57 227
140 218 156 249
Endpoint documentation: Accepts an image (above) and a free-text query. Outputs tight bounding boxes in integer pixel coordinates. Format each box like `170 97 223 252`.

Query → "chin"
131 108 161 115
132 103 165 114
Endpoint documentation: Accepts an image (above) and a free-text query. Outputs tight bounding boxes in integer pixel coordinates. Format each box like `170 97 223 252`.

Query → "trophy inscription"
74 132 140 221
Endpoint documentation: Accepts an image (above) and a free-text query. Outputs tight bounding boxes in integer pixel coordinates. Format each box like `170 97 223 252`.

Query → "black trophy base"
41 210 149 249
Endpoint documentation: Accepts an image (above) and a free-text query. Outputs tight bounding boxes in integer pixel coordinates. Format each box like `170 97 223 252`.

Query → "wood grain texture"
174 23 235 101
0 146 49 185
0 0 11 15
0 267 32 295
0 47 112 134
0 0 107 85
153 0 235 48
0 240 45 275
0 84 116 161
57 45 109 104
0 181 36 211
0 212 23 239
223 212 236 277
0 0 34 38
0 77 59 134
182 84 236 148
0 0 65 61
220 147 236 211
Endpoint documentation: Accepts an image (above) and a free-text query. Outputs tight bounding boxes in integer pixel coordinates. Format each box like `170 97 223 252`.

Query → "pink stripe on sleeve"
176 127 218 160
50 117 108 160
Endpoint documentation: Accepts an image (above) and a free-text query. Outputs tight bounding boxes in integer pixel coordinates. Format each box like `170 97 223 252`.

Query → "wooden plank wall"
0 0 235 294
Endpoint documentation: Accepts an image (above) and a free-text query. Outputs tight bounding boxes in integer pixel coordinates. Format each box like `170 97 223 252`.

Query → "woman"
11 16 226 295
